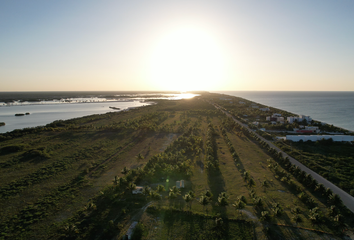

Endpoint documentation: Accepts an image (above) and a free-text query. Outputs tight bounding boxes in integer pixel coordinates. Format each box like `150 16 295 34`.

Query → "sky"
1 0 354 92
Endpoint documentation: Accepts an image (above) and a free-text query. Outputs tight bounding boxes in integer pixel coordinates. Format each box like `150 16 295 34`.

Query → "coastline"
0 100 152 134
218 91 354 133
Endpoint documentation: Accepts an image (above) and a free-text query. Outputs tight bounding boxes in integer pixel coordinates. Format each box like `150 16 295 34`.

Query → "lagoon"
0 101 148 133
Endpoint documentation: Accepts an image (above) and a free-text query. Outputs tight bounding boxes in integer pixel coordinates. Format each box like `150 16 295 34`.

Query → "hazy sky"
1 1 354 91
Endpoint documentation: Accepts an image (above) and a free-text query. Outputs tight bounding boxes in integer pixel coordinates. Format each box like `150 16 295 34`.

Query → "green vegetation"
276 140 354 195
0 93 352 239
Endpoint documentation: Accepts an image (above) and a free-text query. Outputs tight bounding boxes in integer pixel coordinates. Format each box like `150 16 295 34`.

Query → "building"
260 107 270 112
285 135 354 142
266 114 284 123
176 180 185 188
287 115 312 124
132 186 143 194
293 126 320 133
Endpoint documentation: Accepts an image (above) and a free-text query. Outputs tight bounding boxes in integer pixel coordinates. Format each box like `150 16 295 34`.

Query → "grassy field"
0 93 352 239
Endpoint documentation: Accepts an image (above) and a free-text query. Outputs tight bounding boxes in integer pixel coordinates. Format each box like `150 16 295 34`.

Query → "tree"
142 186 151 198
136 153 144 161
253 197 263 209
118 176 127 186
170 186 181 195
237 195 247 204
199 195 210 213
183 194 193 209
205 190 213 199
215 217 223 227
127 182 136 195
156 184 165 193
233 200 245 218
218 194 229 207
260 211 270 221
248 178 256 188
291 214 302 225
113 176 119 185
63 224 79 237
328 193 342 206
121 166 129 175
188 190 195 199
261 180 269 192
151 191 162 201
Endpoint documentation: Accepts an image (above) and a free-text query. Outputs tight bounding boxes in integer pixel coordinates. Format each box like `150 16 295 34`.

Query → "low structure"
286 135 354 142
293 126 320 133
260 107 270 111
176 180 185 189
132 186 143 194
266 113 284 123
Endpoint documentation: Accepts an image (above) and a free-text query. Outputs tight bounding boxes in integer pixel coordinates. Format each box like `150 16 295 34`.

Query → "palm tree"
151 191 162 201
205 190 213 199
63 224 79 237
328 193 342 206
118 176 127 186
183 194 193 209
248 178 256 188
127 182 136 195
156 184 165 193
199 195 210 213
136 153 144 161
169 186 181 195
261 180 269 192
168 192 177 206
121 166 129 175
215 217 223 227
113 176 119 185
143 186 151 197
253 197 263 210
237 195 247 204
188 190 195 198
291 214 302 225
233 200 245 218
315 183 325 194
218 195 228 207
260 211 270 221
243 171 250 181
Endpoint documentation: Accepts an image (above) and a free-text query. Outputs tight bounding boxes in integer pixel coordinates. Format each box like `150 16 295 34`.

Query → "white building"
286 135 354 142
287 115 312 124
132 186 143 194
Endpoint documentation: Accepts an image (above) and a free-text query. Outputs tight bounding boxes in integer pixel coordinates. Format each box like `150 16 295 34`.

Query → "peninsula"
0 92 353 240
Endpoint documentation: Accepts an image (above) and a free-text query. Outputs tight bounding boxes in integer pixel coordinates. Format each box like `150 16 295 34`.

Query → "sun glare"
148 26 225 91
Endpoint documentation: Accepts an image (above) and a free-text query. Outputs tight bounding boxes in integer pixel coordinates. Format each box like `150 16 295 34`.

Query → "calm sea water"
0 101 148 133
215 91 354 131
0 92 198 133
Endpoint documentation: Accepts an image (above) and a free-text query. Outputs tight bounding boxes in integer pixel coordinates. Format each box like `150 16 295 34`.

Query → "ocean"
214 91 354 131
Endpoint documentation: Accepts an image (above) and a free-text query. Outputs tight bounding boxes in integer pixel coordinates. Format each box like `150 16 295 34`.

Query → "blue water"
0 101 149 133
215 91 354 131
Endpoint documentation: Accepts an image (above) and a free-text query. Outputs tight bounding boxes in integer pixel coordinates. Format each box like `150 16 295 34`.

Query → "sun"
148 26 226 91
